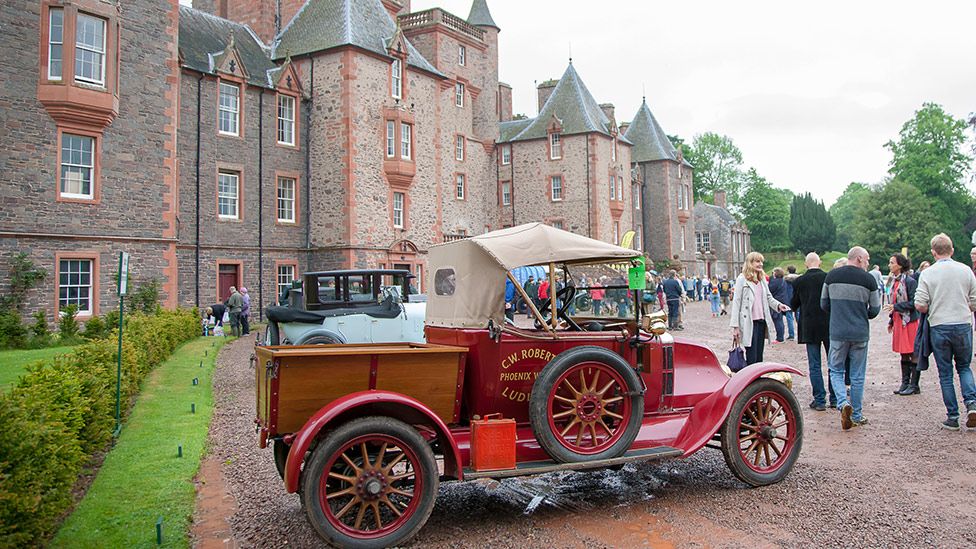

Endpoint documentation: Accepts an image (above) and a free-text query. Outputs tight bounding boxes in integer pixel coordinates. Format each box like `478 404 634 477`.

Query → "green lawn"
51 336 230 548
0 345 78 389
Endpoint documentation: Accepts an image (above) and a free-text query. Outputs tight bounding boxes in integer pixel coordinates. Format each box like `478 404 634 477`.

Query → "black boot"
894 360 911 394
899 369 921 395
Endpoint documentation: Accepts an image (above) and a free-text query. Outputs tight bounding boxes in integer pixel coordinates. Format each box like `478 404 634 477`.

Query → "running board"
462 446 683 480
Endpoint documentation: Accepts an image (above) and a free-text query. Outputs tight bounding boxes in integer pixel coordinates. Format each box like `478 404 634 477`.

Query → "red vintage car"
253 223 803 548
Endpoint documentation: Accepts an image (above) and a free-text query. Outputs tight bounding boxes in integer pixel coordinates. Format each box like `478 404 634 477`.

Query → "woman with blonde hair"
729 252 790 365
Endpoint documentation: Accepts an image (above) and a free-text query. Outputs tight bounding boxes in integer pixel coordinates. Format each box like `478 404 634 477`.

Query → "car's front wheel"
720 378 803 486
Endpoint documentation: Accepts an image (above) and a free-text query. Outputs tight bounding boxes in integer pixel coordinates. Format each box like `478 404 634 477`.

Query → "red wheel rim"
318 433 424 540
546 361 633 455
736 391 798 474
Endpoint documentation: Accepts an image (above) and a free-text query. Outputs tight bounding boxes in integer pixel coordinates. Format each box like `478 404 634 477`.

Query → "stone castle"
1 0 747 322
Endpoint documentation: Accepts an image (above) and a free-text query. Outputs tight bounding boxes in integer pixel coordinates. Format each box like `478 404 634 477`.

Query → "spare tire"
529 346 644 463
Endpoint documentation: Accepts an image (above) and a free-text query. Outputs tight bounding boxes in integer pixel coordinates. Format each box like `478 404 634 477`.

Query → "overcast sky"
414 0 976 206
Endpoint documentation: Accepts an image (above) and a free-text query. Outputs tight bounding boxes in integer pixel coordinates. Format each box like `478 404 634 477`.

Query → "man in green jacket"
225 286 244 337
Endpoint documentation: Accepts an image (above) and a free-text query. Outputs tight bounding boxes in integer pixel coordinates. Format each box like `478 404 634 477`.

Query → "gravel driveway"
192 303 976 548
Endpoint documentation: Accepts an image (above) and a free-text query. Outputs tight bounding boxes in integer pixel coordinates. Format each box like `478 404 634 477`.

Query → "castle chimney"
599 103 616 126
537 80 557 113
498 82 512 121
714 190 727 209
619 121 630 134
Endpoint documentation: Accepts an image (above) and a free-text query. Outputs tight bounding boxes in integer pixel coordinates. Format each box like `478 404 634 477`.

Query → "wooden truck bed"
255 343 468 439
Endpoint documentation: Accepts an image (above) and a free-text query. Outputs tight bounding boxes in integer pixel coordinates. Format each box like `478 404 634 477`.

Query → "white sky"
413 0 976 206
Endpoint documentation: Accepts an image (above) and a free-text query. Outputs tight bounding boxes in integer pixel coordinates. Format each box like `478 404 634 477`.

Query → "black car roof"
305 269 415 278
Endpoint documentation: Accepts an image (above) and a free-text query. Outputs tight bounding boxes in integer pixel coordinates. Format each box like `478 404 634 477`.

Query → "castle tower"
467 0 500 142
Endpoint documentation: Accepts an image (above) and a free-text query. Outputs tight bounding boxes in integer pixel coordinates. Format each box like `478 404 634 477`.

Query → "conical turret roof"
624 99 688 165
467 0 499 29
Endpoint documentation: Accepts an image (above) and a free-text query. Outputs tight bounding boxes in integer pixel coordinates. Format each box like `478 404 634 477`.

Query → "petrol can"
470 414 516 472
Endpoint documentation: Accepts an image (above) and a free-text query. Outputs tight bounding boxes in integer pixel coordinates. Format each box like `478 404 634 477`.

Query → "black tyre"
301 416 438 549
529 346 644 463
300 333 343 345
720 378 803 486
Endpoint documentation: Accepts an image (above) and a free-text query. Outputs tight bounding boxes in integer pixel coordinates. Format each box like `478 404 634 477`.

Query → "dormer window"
218 82 240 136
549 132 561 160
74 13 106 86
391 58 402 99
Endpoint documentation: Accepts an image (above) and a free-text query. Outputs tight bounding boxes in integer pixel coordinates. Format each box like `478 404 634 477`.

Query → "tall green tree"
829 182 871 251
886 102 974 260
686 132 744 205
852 179 942 266
740 168 791 252
790 193 835 254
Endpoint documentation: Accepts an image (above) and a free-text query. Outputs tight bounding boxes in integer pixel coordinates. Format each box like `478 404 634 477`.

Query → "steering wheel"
535 285 582 331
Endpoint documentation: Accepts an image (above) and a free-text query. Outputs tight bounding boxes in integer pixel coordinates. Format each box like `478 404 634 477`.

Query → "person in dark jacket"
767 268 789 342
791 253 836 410
885 253 921 395
784 265 798 340
662 270 684 330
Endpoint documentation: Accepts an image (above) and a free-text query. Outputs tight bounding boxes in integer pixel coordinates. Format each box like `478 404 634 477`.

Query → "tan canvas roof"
426 223 640 328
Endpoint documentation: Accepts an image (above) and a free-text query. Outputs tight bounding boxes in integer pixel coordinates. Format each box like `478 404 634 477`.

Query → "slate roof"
272 0 442 77
467 0 499 29
500 63 630 144
695 201 738 226
179 6 278 88
624 99 690 166
499 118 532 142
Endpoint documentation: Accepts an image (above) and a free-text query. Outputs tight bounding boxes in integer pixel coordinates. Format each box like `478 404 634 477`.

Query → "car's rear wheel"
530 346 643 463
301 417 438 549
721 378 803 486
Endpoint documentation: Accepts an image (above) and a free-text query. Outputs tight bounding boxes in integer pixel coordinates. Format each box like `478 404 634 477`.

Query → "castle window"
455 135 465 161
617 177 623 202
59 133 95 199
218 170 240 219
681 225 687 251
633 185 641 209
277 176 296 223
635 226 643 249
612 137 617 162
501 182 511 206
613 222 620 245
501 144 511 165
456 174 465 200
551 220 565 231
277 94 296 146
455 82 465 107
400 122 412 159
391 58 402 99
48 8 64 80
550 175 563 201
393 192 405 228
549 132 561 159
218 82 240 136
277 264 296 299
609 175 616 200
58 258 94 316
386 121 396 158
458 45 466 66
74 13 106 86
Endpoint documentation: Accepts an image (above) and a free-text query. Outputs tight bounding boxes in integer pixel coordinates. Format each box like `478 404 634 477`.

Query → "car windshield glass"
316 276 339 303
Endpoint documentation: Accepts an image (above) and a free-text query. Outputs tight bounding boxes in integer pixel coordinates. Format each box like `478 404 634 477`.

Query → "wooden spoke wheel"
530 346 644 463
302 417 438 549
721 378 803 486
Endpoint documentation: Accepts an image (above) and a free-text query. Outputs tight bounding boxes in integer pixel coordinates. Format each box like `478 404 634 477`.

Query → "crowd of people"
727 233 976 432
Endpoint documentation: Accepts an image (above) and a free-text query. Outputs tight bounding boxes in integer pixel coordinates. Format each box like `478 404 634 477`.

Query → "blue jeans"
929 324 976 420
785 311 795 339
593 300 602 315
829 340 868 421
667 300 680 328
770 311 785 342
805 340 837 406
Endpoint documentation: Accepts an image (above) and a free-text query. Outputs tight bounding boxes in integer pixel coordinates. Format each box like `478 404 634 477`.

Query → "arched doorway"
386 239 424 293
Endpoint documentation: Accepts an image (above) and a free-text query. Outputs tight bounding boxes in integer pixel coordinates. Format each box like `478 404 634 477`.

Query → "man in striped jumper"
821 247 881 430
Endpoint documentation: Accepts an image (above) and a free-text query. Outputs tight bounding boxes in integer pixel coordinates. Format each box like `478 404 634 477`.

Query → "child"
709 285 721 317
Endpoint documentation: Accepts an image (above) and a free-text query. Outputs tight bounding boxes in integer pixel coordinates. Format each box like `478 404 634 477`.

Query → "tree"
740 168 791 252
852 179 942 266
886 102 975 260
667 134 693 163
829 182 871 251
790 193 835 254
686 132 744 205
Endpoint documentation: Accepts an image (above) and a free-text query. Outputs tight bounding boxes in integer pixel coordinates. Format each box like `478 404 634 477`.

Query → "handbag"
727 345 747 372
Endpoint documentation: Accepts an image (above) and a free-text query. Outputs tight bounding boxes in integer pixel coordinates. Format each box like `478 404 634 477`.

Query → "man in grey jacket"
821 247 881 430
915 233 976 430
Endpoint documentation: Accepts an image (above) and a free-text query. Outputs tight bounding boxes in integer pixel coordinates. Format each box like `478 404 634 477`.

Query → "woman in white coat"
730 252 790 365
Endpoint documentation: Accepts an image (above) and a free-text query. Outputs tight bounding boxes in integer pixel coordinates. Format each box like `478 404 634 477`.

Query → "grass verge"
0 345 78 389
50 336 232 548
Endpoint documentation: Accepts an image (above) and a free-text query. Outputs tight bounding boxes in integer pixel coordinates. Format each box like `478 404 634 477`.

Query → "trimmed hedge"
0 309 199 547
